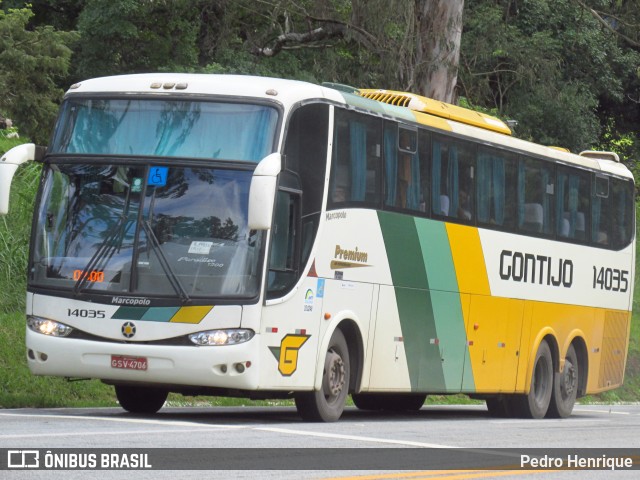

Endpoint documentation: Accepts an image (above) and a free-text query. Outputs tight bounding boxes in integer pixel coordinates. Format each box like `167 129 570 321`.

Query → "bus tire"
547 344 578 418
512 340 553 419
352 393 426 412
295 329 350 422
115 385 168 414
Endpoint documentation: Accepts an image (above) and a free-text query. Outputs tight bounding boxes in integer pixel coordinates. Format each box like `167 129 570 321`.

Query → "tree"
74 0 200 80
413 0 464 102
0 4 77 144
460 0 640 157
233 0 465 102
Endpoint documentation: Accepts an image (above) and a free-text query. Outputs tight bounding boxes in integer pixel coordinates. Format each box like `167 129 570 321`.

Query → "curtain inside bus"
51 99 278 162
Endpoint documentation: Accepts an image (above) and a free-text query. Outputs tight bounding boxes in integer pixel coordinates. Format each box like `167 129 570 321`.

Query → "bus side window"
267 188 300 297
591 175 609 246
477 148 517 229
383 124 423 212
329 109 381 206
518 158 555 236
556 167 589 241
283 103 329 270
612 179 634 249
614 179 634 248
431 136 474 223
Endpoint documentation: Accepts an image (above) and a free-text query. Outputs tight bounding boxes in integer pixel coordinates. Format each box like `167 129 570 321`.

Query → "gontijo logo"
269 334 311 376
278 334 310 376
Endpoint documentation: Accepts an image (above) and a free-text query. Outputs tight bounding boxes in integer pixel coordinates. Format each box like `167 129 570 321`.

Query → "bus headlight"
189 329 254 346
27 316 74 337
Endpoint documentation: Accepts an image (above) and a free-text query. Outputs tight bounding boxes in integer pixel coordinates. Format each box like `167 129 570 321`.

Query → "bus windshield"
30 163 263 300
50 98 279 161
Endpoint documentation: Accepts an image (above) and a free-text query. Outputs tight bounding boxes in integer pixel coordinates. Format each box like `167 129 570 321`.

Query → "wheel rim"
561 359 577 399
322 348 346 404
533 357 550 405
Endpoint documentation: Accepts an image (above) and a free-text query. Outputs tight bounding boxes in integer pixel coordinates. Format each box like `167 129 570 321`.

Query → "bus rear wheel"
512 340 553 419
115 385 168 414
295 329 350 422
547 344 578 418
352 393 426 412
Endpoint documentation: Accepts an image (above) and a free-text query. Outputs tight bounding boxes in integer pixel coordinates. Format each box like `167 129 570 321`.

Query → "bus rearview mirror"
0 143 38 215
248 153 281 230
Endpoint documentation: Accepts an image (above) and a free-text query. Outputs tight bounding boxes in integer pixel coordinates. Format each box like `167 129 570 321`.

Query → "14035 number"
67 309 106 319
592 266 629 293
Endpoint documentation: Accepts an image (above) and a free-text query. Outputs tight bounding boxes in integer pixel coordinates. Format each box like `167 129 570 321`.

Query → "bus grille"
598 310 629 389
359 91 411 107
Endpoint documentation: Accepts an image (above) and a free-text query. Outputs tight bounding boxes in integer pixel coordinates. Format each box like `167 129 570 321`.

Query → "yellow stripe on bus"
446 224 490 296
169 306 214 324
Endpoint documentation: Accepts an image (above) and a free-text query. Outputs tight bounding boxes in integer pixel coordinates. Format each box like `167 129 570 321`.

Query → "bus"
0 74 634 422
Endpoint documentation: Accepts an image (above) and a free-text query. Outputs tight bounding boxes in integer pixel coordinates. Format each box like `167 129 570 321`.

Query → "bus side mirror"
0 143 40 215
248 153 281 230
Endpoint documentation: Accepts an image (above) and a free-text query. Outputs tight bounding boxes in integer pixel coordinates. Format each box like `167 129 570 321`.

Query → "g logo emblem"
278 334 310 376
121 322 136 339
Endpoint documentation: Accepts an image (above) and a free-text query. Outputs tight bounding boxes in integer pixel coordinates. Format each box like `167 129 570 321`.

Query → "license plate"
111 355 148 371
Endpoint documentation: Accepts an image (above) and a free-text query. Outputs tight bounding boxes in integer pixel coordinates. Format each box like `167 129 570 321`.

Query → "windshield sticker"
177 256 224 268
148 166 169 187
188 241 214 255
131 177 143 192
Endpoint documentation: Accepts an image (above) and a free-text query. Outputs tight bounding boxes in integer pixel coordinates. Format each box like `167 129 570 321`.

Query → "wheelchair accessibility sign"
148 167 168 187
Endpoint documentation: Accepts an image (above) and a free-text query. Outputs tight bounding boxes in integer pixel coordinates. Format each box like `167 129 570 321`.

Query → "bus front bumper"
26 328 260 391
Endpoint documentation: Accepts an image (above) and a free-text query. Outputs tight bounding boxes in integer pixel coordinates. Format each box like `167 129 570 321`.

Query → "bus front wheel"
115 385 168 414
295 329 350 422
547 344 578 418
513 340 553 419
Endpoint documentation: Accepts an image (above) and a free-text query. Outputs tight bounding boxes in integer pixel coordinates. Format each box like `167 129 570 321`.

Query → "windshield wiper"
73 214 130 295
141 220 191 304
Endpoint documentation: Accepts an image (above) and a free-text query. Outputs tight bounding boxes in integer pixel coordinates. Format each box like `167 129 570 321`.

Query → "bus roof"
66 74 633 181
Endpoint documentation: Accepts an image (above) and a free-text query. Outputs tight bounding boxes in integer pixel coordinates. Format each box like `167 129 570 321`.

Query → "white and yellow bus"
0 74 634 421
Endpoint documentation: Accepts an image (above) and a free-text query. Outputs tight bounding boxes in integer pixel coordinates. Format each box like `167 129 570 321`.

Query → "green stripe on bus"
414 218 475 391
141 307 181 322
112 306 182 322
378 212 475 392
378 211 446 391
112 306 148 320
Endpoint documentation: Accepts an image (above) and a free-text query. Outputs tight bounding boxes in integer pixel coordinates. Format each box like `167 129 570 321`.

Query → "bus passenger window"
384 124 423 212
518 158 555 236
431 136 474 223
329 109 381 206
611 180 634 249
556 167 589 241
592 177 634 249
476 148 517 229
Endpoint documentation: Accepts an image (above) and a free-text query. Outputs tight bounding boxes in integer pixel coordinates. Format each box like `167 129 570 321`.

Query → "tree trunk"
414 0 464 103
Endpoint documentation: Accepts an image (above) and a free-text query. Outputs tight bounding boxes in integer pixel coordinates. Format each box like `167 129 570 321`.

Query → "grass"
1 136 639 409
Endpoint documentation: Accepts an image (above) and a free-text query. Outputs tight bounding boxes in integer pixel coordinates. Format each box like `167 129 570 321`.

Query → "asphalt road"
1 403 639 479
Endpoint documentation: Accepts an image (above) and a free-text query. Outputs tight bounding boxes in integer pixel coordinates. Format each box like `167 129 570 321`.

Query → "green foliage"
0 4 77 144
0 160 40 314
0 312 116 408
597 118 640 178
74 0 199 79
461 0 640 158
